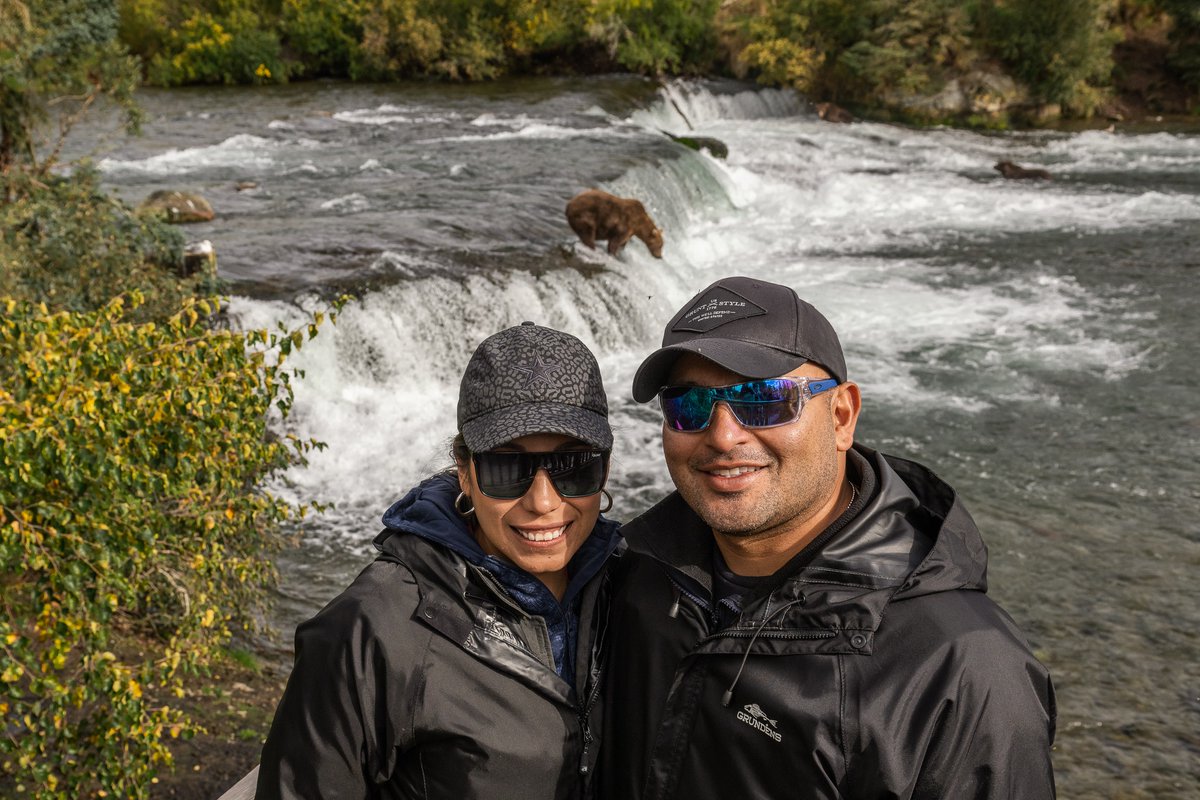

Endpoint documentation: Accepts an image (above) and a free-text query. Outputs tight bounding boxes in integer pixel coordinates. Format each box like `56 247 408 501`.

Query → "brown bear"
994 160 1052 180
815 102 854 123
566 189 663 258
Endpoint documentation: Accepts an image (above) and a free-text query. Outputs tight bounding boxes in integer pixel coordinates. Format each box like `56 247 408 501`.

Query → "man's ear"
831 381 862 452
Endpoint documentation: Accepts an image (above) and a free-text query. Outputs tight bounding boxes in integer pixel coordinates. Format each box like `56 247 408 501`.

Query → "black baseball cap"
458 322 612 453
632 276 847 402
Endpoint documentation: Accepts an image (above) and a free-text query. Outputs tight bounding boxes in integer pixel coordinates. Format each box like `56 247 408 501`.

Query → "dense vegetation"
1 2 336 797
114 0 1200 118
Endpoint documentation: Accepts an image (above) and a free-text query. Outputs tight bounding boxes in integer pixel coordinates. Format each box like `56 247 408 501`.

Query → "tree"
0 0 141 193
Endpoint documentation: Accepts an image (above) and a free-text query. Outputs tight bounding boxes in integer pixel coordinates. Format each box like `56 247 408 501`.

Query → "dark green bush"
1157 0 1200 90
280 0 361 78
146 8 288 85
590 0 722 75
730 0 977 103
975 0 1118 113
0 168 194 320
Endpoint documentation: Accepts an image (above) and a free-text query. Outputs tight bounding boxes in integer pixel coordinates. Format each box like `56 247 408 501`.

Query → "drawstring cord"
720 596 807 707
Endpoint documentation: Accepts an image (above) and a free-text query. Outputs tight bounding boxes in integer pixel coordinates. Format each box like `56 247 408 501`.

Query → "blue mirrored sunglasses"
658 377 839 432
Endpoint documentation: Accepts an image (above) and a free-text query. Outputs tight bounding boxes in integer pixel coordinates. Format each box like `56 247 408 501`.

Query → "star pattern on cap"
514 353 563 388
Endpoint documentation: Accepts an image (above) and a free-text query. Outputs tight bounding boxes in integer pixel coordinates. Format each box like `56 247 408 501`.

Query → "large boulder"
140 190 215 224
886 69 1028 119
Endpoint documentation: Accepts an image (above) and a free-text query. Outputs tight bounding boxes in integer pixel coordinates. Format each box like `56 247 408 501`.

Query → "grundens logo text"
736 703 782 742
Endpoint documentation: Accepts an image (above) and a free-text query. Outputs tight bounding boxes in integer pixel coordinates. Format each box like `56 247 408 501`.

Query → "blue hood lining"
378 473 619 688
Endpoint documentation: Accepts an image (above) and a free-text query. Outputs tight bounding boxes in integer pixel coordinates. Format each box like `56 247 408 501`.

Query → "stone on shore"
141 190 215 224
181 239 218 278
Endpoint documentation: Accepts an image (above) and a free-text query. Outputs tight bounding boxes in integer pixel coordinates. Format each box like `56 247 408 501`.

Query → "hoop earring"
599 488 613 514
454 491 475 519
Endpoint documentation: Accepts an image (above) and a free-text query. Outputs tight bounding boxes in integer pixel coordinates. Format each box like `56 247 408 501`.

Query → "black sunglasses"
472 450 610 500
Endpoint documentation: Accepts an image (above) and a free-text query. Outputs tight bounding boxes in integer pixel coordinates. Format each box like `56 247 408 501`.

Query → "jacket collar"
376 472 621 613
620 445 989 644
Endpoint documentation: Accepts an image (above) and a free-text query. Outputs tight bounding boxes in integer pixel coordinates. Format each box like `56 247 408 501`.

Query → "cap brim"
461 401 613 453
631 339 808 402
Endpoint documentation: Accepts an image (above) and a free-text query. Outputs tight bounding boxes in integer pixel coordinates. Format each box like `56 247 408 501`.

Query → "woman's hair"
450 432 470 468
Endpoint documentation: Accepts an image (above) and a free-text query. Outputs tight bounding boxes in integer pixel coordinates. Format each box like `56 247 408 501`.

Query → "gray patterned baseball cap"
457 322 612 453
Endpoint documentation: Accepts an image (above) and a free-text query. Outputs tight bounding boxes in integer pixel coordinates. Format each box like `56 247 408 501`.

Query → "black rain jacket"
599 446 1056 800
257 473 621 800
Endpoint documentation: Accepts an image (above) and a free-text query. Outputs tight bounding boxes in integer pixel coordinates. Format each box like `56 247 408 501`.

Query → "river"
82 77 1200 797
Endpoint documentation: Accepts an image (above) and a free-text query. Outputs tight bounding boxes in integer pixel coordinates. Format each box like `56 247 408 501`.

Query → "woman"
256 321 620 799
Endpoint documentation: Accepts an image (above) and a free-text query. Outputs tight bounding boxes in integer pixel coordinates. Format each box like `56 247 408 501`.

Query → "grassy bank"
142 642 285 800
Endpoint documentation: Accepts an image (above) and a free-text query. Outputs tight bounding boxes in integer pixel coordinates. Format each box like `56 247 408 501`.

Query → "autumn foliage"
0 294 336 798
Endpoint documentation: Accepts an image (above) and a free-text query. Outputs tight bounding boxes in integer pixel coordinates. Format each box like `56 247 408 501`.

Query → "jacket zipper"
709 628 837 642
668 575 837 644
577 573 611 777
576 666 603 776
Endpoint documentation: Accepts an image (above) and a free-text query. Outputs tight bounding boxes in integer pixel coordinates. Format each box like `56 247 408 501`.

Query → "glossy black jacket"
257 474 620 800
599 446 1056 800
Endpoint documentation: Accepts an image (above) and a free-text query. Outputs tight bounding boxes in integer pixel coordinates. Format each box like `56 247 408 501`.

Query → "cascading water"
84 77 1200 797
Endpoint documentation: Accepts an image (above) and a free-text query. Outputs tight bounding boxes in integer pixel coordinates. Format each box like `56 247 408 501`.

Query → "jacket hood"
378 472 621 611
619 445 989 654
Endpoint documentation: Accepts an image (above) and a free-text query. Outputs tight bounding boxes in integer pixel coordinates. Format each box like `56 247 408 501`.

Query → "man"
600 276 1055 799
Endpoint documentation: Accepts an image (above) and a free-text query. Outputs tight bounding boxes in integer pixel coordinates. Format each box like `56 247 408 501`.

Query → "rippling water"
79 78 1200 797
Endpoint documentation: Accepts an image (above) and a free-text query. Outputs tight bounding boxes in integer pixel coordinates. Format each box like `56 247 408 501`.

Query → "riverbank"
147 647 285 800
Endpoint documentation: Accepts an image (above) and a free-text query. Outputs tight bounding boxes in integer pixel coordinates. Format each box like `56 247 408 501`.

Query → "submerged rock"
662 131 729 159
141 190 215 224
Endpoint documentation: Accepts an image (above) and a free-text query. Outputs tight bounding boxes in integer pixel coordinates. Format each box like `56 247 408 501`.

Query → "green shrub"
730 0 977 102
147 8 288 85
0 292 336 798
1157 0 1200 90
976 0 1118 113
1 0 141 180
587 0 721 75
280 0 362 78
350 0 444 80
0 168 195 321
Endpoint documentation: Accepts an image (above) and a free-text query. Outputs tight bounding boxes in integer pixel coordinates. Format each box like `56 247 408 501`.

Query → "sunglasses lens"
473 452 535 499
660 379 803 431
545 451 608 497
473 451 608 499
725 379 801 427
660 386 714 432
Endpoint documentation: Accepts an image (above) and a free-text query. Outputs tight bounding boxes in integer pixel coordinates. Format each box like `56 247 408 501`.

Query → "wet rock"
887 70 1027 118
181 239 218 278
234 181 258 191
141 190 215 223
662 131 729 159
